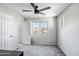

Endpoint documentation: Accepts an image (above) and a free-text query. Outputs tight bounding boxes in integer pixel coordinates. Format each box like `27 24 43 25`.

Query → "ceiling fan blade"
39 12 45 15
30 3 36 9
23 10 32 12
39 6 50 11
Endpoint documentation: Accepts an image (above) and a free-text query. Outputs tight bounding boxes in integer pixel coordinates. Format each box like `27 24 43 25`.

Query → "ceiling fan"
22 3 51 15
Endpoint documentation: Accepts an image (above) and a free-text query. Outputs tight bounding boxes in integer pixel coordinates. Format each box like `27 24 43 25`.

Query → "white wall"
57 4 79 56
0 6 24 43
24 17 57 45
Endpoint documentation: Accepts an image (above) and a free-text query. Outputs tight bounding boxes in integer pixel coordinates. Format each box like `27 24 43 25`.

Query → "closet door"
0 14 18 50
5 15 18 50
0 16 2 50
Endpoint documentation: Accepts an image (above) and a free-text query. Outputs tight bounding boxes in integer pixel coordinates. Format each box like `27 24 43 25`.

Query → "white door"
22 21 31 44
0 14 18 50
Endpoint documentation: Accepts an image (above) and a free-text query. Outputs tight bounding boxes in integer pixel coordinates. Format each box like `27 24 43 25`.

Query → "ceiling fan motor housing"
35 9 39 14
34 6 39 14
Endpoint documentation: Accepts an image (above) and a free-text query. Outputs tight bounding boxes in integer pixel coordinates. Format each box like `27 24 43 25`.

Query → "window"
32 21 48 33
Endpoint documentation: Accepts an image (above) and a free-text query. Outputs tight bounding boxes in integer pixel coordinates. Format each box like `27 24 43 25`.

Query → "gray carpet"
17 43 65 56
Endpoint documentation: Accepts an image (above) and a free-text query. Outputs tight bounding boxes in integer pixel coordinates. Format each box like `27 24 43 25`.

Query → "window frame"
31 20 48 33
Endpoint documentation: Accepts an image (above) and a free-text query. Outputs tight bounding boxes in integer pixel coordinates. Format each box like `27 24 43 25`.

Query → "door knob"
10 35 12 37
29 33 31 35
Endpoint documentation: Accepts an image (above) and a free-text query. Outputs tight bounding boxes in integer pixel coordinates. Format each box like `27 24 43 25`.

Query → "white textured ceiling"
0 3 70 18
